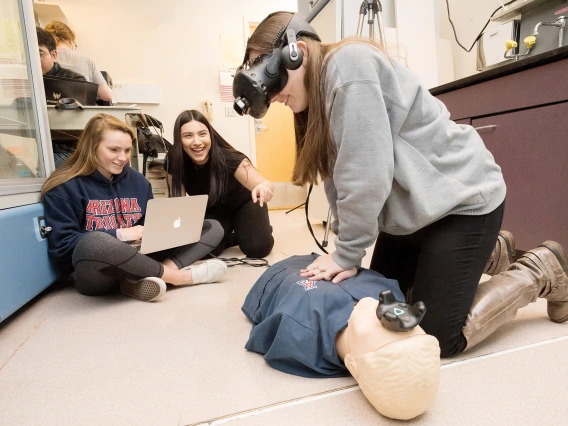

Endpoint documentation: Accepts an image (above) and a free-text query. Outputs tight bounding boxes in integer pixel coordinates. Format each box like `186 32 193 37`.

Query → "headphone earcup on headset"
281 44 303 70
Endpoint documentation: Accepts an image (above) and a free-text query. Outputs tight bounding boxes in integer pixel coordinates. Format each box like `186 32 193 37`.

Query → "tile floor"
0 209 567 425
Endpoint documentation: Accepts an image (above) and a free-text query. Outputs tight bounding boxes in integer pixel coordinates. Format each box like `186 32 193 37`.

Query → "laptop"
43 76 98 106
136 195 208 254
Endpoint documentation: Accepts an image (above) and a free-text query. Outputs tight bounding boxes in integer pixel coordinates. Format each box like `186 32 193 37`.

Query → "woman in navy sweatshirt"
41 113 227 302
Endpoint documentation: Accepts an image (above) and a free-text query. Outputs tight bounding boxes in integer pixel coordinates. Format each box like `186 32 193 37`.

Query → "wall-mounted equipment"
479 19 520 68
202 100 213 122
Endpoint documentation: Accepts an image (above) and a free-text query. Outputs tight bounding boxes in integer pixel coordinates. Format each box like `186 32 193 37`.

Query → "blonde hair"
41 114 134 199
246 12 387 186
44 21 76 45
345 334 440 420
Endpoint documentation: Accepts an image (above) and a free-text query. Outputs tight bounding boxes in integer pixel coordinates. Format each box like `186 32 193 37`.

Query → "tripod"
356 0 388 48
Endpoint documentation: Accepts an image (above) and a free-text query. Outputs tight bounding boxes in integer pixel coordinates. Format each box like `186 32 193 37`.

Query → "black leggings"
207 200 274 258
71 219 223 296
370 202 504 357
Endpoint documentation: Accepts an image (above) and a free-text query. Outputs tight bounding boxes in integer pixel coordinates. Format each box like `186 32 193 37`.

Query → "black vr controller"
232 13 320 119
376 290 427 332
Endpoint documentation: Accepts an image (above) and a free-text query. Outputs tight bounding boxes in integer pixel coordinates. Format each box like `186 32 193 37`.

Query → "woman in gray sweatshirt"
242 12 568 357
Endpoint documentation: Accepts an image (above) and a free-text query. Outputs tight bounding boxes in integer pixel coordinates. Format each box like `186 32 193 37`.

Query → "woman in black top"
167 110 274 258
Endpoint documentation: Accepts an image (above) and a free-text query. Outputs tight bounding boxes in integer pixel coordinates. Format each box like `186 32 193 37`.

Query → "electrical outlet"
225 105 236 117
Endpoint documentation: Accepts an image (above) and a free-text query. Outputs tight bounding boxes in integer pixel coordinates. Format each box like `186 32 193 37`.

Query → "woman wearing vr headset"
41 114 227 303
242 12 568 357
166 110 274 259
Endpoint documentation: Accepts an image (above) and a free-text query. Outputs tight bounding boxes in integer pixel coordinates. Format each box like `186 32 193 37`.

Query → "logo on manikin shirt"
296 279 317 291
173 217 181 228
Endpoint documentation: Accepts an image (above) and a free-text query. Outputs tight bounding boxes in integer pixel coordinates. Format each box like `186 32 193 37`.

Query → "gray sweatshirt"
322 43 506 269
56 48 108 87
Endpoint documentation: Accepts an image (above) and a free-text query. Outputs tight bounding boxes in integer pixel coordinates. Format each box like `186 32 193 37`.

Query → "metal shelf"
32 1 65 19
491 0 554 23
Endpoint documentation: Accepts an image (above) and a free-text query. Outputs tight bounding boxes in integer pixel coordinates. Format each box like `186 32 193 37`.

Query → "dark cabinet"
454 119 470 125
437 58 568 121
472 102 568 250
434 56 568 251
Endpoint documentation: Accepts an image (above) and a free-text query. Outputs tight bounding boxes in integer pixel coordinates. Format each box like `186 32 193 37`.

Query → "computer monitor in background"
43 76 98 106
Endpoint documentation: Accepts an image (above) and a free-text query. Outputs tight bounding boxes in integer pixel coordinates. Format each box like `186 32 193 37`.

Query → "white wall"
438 0 502 80
311 0 340 44
396 0 439 88
40 0 297 158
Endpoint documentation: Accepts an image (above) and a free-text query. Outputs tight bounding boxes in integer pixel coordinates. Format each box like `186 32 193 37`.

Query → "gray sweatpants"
71 219 223 296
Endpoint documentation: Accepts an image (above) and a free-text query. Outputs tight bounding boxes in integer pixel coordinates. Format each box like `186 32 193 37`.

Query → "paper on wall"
219 71 234 102
0 19 24 61
220 34 244 69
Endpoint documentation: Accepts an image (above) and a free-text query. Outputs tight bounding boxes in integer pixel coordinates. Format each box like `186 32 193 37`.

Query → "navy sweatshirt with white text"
42 167 152 271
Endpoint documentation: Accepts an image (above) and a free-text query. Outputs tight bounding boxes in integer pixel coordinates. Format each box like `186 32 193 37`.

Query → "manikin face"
39 46 57 74
95 130 132 179
249 41 309 113
345 297 426 359
180 120 211 166
343 298 439 421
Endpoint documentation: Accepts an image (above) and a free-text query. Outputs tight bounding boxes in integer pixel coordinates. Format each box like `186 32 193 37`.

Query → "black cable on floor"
210 255 270 268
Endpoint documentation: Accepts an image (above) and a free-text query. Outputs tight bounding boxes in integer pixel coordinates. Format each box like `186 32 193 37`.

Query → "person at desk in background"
36 27 86 169
41 113 227 303
44 21 113 102
166 110 274 259
244 12 568 357
37 27 85 81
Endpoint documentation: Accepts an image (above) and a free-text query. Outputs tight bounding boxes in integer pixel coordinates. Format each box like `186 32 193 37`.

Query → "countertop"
430 44 568 96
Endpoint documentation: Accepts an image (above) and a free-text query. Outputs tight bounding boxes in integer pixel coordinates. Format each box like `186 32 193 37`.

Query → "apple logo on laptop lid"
173 217 181 228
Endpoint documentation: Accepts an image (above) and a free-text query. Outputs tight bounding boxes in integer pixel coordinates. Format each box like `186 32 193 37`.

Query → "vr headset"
232 13 320 119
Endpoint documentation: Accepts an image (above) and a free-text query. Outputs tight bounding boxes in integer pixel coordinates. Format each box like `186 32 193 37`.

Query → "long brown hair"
40 114 134 199
44 21 76 45
169 110 248 205
246 12 385 186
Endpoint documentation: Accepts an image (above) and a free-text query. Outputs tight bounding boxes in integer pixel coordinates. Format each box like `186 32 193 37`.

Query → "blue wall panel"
0 203 62 322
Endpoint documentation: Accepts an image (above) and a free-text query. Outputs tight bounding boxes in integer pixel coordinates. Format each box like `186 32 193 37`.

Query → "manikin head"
340 297 440 420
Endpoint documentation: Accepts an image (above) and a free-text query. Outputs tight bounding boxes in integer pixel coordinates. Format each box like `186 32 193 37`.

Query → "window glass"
0 0 44 180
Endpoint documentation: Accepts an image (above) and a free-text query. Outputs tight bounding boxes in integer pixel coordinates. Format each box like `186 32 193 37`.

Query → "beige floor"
1 209 567 426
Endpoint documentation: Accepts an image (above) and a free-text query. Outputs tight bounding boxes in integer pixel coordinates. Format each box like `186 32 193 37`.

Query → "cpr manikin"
335 293 440 420
242 255 440 421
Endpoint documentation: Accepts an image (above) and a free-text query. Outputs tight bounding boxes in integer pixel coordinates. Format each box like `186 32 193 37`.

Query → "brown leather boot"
529 241 568 323
483 230 516 276
463 240 568 350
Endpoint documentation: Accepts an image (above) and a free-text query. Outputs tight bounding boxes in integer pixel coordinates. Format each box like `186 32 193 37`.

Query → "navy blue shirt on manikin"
241 254 404 378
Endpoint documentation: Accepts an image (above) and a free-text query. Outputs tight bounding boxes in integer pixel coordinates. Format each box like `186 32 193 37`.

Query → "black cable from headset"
305 183 329 254
445 0 503 53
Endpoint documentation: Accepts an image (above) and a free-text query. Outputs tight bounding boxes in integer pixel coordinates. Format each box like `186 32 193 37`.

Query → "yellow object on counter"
505 39 518 51
524 36 537 49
